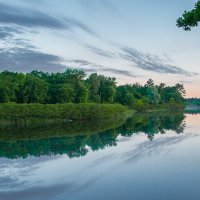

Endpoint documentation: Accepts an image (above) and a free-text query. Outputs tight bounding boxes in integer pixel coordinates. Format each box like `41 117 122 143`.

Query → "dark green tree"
0 71 19 103
86 73 101 103
0 69 185 107
177 1 200 30
56 84 74 103
99 76 116 103
22 74 48 103
74 82 89 103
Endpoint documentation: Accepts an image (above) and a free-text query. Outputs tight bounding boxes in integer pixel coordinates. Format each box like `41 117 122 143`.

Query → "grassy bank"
0 102 185 128
0 102 184 121
0 103 130 121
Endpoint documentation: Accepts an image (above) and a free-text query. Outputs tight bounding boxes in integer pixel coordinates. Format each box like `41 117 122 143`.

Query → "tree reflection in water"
0 112 186 159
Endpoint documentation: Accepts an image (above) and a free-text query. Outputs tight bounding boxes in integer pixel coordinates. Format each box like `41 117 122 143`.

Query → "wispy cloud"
80 0 118 13
85 45 115 58
123 133 199 165
0 2 97 36
0 183 73 200
0 3 65 29
67 59 138 78
0 2 99 72
83 43 193 76
68 59 91 66
0 2 196 79
0 26 24 40
0 47 65 72
63 17 98 37
119 46 193 76
99 68 138 77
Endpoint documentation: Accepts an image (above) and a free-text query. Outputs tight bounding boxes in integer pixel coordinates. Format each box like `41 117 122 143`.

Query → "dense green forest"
185 98 200 106
0 69 185 109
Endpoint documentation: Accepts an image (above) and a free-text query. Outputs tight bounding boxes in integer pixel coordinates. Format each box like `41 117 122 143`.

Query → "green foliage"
56 84 74 103
86 73 116 103
0 70 185 109
185 98 200 112
116 79 185 110
185 98 200 106
74 82 88 103
22 74 48 103
177 1 200 30
0 103 127 120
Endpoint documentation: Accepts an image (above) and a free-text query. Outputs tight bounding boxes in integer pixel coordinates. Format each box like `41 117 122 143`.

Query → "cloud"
0 3 65 29
0 176 27 189
0 2 97 36
0 2 193 78
0 183 73 200
0 173 98 200
80 0 118 14
99 68 138 77
119 47 193 75
99 0 116 11
123 133 199 165
67 59 105 69
179 80 193 84
0 26 24 40
0 178 99 200
68 59 91 66
63 17 98 37
91 154 116 167
0 47 66 72
81 43 194 77
67 59 138 78
85 45 115 58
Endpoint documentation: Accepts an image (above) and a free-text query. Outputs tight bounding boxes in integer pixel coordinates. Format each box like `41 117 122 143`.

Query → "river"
0 112 199 200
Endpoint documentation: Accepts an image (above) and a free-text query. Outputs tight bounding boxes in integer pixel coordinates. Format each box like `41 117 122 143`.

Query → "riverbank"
0 103 130 121
0 103 185 120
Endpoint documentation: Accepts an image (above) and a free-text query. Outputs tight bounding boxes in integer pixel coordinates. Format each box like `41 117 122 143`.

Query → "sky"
0 0 199 97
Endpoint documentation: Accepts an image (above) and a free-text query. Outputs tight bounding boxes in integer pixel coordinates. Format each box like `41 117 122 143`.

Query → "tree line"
0 69 185 108
185 98 200 106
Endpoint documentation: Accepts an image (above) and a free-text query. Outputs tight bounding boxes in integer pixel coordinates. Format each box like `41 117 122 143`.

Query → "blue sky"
0 0 199 97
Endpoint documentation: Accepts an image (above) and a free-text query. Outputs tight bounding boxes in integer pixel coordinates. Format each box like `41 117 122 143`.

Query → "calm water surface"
0 112 200 200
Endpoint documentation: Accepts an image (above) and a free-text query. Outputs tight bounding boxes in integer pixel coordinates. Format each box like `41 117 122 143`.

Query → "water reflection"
185 109 200 114
1 112 200 200
0 112 185 159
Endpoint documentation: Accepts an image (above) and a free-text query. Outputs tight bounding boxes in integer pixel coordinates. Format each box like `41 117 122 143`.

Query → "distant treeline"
0 69 185 108
185 98 200 106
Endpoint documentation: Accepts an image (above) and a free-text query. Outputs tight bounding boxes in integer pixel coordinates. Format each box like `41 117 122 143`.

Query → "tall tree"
86 73 101 103
22 74 48 103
